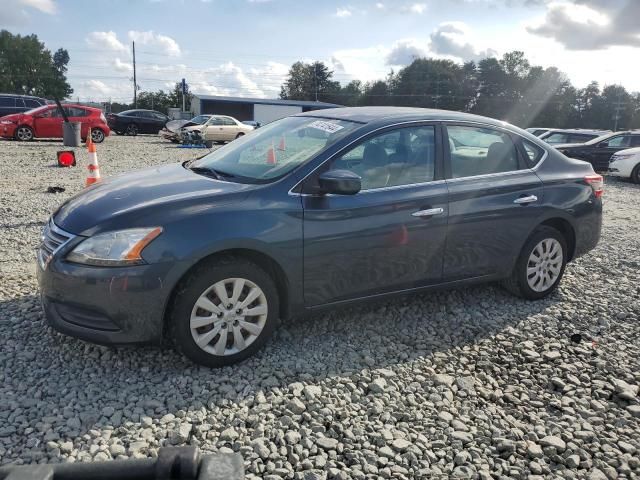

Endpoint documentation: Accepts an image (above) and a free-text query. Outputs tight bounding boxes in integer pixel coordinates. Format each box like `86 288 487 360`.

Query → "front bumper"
37 248 187 346
0 124 17 138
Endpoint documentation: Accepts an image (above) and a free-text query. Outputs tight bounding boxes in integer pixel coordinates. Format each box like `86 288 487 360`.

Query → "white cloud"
128 30 181 56
527 0 640 50
113 58 133 72
82 80 113 96
428 21 497 61
335 7 352 17
386 39 429 65
375 2 385 8
408 3 427 14
86 31 128 53
20 0 56 14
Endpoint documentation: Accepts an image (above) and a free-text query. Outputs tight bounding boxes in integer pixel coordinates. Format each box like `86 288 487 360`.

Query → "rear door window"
446 125 522 179
222 117 237 126
631 135 640 147
24 99 41 108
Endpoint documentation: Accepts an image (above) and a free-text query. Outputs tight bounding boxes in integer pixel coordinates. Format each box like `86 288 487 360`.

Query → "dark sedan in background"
38 107 602 367
106 109 169 136
556 130 640 171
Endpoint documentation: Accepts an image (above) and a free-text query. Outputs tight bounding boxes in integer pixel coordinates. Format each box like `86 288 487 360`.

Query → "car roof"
298 106 513 128
0 93 45 99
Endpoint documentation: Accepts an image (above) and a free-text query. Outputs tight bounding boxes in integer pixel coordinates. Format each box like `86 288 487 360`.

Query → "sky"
2 0 640 103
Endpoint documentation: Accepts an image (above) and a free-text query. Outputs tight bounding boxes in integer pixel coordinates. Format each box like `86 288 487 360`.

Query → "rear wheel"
125 123 138 136
15 126 34 141
502 226 567 300
91 129 105 143
235 132 245 139
170 257 279 367
631 164 640 184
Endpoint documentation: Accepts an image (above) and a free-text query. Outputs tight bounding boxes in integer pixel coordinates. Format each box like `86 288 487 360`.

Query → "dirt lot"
1 135 639 479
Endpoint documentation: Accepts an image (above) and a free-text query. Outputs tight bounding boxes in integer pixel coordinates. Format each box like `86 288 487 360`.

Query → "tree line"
280 52 640 130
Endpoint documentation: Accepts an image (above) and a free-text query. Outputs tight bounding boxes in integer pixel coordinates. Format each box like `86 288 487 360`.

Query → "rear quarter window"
522 139 545 167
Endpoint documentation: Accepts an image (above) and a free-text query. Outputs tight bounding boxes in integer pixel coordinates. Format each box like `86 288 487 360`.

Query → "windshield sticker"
308 120 344 134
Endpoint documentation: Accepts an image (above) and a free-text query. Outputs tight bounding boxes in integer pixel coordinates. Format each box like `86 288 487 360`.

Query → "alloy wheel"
126 124 138 135
91 129 105 143
526 238 563 292
16 127 33 141
190 278 268 356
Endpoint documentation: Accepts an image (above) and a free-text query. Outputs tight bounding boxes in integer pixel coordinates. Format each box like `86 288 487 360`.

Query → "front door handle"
514 195 538 205
412 207 444 217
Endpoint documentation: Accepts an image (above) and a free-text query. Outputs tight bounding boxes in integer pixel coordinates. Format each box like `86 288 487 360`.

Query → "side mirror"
318 170 361 195
598 142 609 148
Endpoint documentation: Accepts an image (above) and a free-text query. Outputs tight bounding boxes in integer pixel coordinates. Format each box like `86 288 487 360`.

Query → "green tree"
0 30 72 99
280 61 341 103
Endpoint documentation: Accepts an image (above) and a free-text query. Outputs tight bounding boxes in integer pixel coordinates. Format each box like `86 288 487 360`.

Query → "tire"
169 256 279 367
125 124 138 136
115 130 124 136
631 164 640 184
235 132 245 139
91 128 105 143
15 125 34 141
502 226 567 300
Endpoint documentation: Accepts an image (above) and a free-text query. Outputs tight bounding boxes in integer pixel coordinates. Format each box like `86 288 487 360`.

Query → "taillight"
585 174 604 198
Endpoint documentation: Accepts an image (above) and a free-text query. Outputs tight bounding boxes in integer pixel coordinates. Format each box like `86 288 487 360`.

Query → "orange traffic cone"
86 127 93 149
85 141 101 187
266 143 276 165
277 135 286 151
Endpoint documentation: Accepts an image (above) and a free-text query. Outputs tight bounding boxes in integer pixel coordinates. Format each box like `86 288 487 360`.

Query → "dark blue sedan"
37 107 603 367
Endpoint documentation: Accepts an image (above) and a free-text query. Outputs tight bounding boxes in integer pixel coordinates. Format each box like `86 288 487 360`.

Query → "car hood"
54 163 255 235
182 124 203 132
165 119 189 132
0 113 23 122
613 146 640 156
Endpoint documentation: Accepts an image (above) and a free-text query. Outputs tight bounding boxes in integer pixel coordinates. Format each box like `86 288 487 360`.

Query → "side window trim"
442 121 538 180
299 121 443 195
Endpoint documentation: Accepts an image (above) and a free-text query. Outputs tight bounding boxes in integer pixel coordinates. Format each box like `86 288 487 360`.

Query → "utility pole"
314 63 318 102
132 41 137 108
613 87 624 131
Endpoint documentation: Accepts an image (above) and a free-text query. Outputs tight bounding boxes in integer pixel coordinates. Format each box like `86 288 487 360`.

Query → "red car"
0 104 110 143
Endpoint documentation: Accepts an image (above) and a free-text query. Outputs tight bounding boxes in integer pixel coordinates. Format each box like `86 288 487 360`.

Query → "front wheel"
502 226 567 300
631 164 640 184
170 257 279 367
125 123 138 136
15 126 34 141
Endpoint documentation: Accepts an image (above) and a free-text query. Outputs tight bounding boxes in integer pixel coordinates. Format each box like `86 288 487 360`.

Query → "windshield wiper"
189 166 222 180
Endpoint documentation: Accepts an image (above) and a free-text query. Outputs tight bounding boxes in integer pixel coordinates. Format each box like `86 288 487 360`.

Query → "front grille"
38 219 75 269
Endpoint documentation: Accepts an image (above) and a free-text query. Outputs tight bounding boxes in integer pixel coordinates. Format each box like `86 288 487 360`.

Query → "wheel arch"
163 247 291 337
537 217 577 261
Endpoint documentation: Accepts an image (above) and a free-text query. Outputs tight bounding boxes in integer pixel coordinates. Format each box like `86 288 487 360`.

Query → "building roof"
192 94 341 109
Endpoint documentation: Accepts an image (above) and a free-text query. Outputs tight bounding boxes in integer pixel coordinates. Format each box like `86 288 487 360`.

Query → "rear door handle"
514 195 538 205
412 207 444 217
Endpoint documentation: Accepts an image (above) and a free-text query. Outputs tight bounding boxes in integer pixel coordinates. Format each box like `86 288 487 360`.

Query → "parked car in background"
160 114 212 143
555 130 640 172
183 115 254 143
608 147 640 183
539 129 610 145
0 104 110 142
0 94 47 117
37 107 602 367
526 127 552 137
107 109 169 136
242 120 261 129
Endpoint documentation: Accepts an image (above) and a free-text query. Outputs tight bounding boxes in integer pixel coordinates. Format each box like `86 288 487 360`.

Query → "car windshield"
191 115 210 124
584 132 618 145
190 116 360 182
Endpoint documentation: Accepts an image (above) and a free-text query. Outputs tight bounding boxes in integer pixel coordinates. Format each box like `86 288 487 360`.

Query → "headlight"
66 227 162 266
611 154 635 161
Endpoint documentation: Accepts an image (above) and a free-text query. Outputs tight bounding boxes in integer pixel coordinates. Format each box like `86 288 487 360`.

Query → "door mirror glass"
318 170 361 195
598 141 609 148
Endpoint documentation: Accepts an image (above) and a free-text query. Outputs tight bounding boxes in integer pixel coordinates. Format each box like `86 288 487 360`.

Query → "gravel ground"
1 135 639 479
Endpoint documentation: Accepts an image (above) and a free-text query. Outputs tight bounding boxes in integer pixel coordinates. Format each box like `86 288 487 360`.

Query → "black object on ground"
46 186 66 194
0 447 244 480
